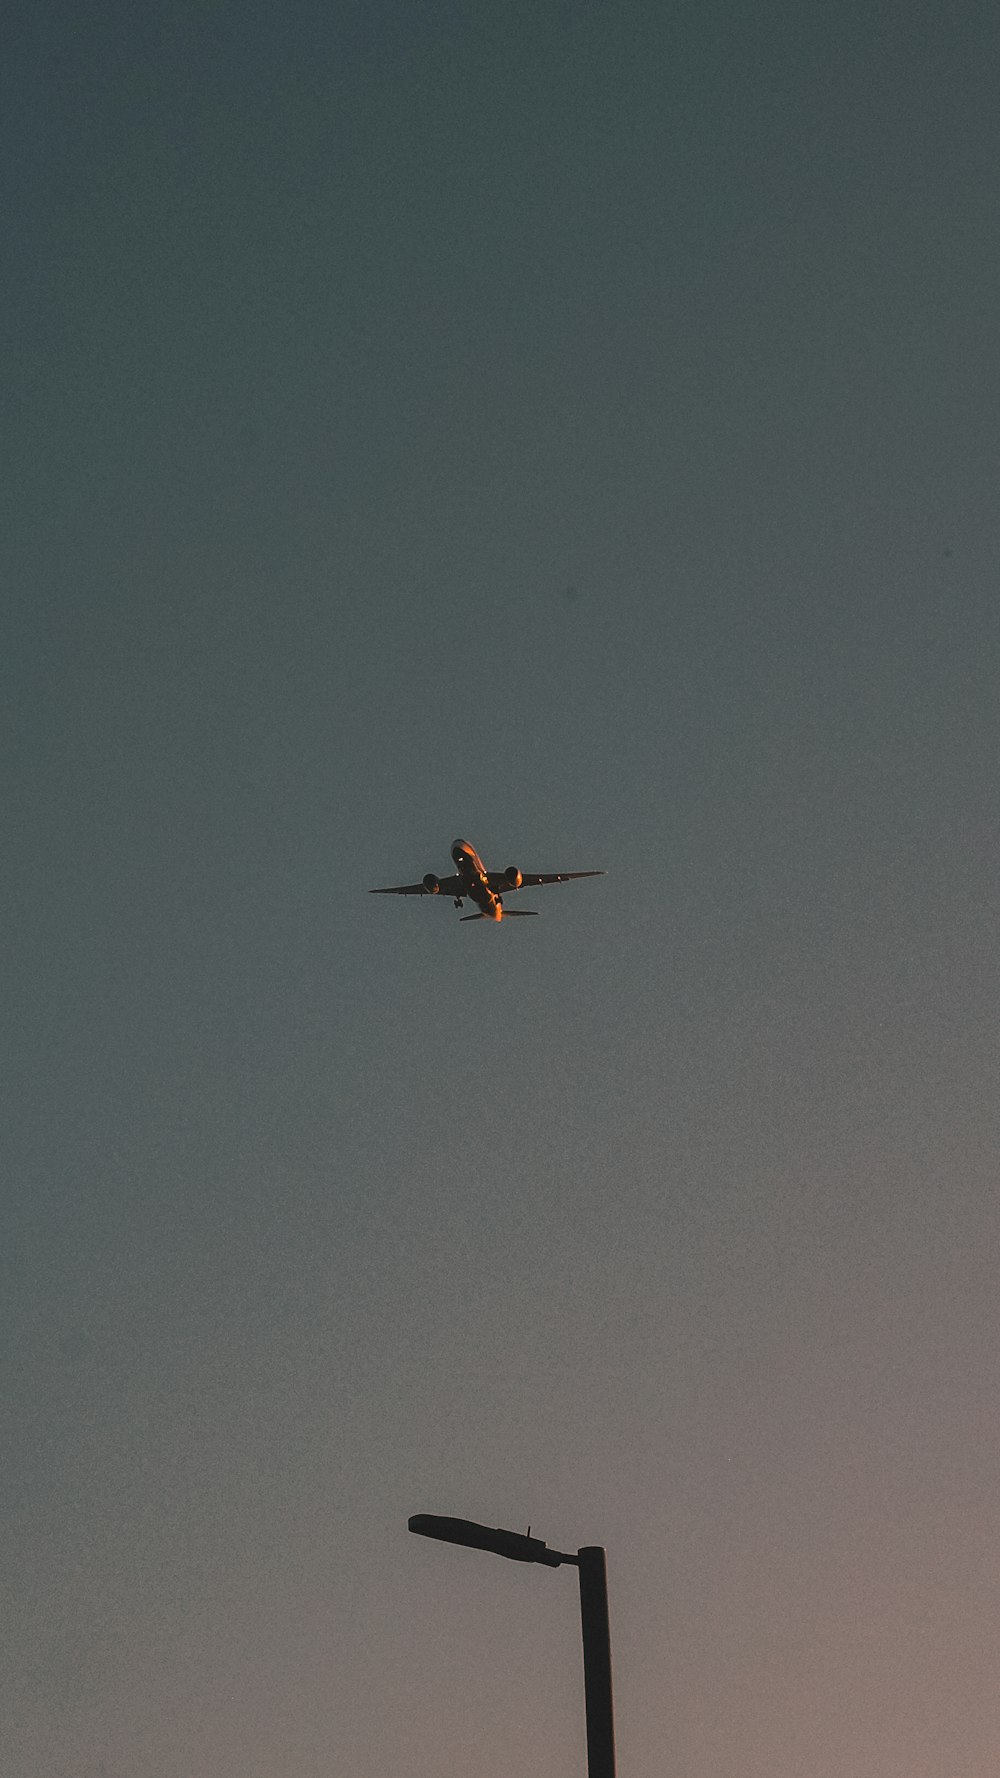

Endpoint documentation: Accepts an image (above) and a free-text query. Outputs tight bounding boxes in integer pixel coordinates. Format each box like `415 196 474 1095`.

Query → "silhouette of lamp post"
408 1513 617 1778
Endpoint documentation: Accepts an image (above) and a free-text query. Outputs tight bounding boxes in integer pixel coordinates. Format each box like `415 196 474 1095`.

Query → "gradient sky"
5 3 1000 1775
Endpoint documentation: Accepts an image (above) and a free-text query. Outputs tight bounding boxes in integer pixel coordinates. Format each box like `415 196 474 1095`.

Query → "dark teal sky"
5 4 1000 1775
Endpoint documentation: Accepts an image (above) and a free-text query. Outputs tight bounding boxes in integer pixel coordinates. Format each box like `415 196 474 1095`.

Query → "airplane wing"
487 870 604 891
369 876 462 896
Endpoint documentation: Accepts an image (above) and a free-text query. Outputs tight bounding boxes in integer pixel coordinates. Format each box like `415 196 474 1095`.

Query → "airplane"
369 838 604 922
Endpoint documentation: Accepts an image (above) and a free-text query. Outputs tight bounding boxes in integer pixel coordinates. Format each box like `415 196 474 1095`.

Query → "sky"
4 2 1000 1774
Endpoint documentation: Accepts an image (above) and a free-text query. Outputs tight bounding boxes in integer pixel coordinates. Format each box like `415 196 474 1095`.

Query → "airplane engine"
504 865 522 889
422 873 441 894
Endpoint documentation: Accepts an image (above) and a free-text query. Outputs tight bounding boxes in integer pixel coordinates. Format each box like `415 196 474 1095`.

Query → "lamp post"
408 1513 617 1778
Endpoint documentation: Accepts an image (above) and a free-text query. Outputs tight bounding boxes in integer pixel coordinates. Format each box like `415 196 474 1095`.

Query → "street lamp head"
408 1513 568 1567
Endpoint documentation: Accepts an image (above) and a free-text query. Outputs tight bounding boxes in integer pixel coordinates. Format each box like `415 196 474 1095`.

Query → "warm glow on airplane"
370 838 604 923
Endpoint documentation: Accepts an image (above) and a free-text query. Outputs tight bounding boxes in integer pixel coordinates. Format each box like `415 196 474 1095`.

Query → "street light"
408 1512 617 1778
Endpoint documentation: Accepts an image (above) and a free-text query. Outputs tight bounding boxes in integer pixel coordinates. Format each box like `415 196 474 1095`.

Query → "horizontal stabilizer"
459 909 540 922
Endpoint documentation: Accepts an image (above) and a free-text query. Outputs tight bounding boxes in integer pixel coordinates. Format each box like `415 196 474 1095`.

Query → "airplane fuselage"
451 839 504 919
